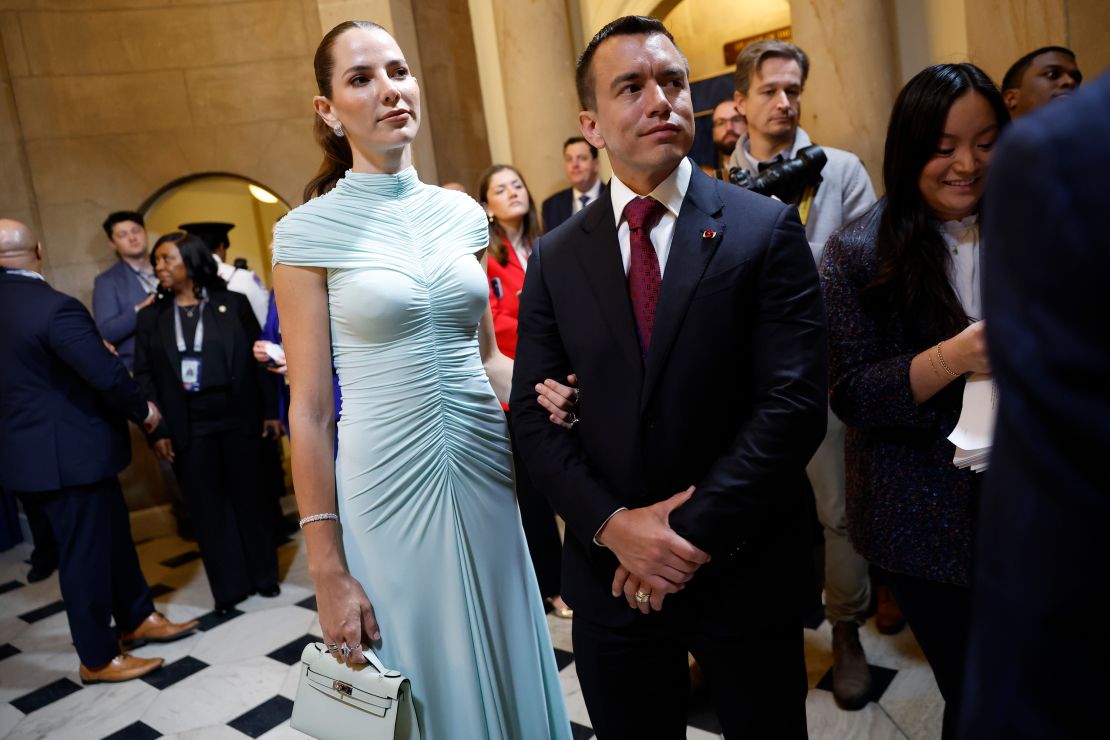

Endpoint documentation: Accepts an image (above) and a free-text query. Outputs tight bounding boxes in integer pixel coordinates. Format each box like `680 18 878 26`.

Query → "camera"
728 145 828 202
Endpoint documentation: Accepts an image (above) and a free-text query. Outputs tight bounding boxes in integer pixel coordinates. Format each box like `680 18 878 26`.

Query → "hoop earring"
333 123 345 138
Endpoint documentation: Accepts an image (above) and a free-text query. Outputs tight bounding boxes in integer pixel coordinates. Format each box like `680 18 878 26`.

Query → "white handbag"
291 642 419 740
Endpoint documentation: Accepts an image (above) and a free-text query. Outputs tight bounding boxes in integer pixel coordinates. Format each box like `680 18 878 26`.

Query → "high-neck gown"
273 167 570 740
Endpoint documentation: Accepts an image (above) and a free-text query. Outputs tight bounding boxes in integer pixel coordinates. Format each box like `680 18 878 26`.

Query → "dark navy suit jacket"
93 259 153 370
961 73 1110 740
511 163 827 626
0 269 150 493
541 182 607 233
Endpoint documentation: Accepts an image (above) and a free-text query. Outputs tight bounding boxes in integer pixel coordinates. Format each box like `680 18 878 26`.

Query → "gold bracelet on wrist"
935 342 961 379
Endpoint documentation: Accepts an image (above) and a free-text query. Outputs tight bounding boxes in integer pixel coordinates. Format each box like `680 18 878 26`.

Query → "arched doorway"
140 173 291 288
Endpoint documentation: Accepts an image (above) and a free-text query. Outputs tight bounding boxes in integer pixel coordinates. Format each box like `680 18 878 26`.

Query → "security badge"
181 357 202 392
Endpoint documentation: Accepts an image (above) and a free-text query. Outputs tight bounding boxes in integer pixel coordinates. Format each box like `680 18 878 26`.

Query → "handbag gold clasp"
332 679 353 696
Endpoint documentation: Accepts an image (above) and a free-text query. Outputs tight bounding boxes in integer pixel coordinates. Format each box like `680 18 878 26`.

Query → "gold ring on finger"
634 590 649 603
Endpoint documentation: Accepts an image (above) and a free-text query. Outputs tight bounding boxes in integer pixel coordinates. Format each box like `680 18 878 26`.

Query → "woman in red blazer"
478 165 570 617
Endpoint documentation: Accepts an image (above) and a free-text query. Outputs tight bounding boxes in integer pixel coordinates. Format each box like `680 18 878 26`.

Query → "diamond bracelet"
298 513 338 528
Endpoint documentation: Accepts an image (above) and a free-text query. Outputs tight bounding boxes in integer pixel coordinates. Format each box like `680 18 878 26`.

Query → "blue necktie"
579 194 590 209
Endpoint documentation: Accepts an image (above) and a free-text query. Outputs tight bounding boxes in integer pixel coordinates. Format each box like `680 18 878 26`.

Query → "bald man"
0 220 197 684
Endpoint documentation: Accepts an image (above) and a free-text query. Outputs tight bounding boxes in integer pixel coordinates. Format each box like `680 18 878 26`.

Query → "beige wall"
0 0 324 308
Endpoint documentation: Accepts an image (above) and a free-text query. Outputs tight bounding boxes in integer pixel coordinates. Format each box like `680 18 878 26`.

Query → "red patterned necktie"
623 196 667 363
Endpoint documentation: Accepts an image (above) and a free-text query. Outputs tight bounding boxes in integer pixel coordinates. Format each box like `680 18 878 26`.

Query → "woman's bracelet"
299 513 338 528
934 342 961 379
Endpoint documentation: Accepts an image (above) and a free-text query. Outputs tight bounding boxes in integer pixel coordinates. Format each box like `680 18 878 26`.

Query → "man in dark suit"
960 72 1110 740
541 136 606 232
0 219 198 684
93 211 158 372
510 17 826 738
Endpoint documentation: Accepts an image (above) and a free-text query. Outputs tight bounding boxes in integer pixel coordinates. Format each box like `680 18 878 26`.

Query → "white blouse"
941 215 981 322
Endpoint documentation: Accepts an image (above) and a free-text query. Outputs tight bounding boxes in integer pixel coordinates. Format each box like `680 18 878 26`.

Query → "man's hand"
153 438 175 463
135 293 156 312
262 419 284 439
143 401 162 434
252 340 272 364
597 487 709 596
536 373 578 428
612 564 675 613
103 339 119 356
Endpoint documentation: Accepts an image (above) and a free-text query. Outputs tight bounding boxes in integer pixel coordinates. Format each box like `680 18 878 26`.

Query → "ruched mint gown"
273 168 571 740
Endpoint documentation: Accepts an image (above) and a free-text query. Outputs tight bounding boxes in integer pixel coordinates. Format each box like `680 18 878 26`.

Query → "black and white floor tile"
0 529 944 739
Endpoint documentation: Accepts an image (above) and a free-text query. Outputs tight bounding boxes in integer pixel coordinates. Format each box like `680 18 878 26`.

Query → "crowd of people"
0 11 1102 740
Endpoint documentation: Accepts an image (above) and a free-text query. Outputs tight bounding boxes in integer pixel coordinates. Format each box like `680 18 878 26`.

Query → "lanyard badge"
174 301 206 393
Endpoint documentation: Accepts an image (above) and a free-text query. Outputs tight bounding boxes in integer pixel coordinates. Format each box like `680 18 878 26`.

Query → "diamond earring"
333 123 345 138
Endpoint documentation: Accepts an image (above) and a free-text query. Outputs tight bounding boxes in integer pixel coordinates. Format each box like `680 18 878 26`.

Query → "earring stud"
333 123 345 138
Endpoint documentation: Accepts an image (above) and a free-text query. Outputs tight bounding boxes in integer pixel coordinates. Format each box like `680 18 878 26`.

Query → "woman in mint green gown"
272 21 571 740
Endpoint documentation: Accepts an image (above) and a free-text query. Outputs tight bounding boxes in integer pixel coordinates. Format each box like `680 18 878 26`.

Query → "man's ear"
579 110 606 151
35 243 43 262
1002 88 1019 113
313 96 340 130
733 89 747 118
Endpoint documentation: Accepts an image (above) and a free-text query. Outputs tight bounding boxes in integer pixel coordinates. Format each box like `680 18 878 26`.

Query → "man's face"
579 33 694 187
108 220 148 260
711 100 746 157
736 56 802 145
1006 51 1081 116
563 142 600 192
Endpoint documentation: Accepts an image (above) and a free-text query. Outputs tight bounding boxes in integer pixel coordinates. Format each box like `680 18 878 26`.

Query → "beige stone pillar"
790 0 899 193
0 22 42 251
485 0 581 203
964 0 1068 84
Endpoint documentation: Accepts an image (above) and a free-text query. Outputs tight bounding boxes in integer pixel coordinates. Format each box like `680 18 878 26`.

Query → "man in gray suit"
93 211 157 371
727 39 878 710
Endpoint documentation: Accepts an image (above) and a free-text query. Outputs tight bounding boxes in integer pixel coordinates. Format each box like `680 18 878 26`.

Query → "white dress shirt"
608 157 693 278
940 216 982 322
572 179 603 215
213 253 269 327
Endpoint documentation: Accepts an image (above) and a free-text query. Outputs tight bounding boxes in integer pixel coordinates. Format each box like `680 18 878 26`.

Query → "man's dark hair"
575 15 684 111
1002 46 1077 91
563 136 598 159
102 210 145 238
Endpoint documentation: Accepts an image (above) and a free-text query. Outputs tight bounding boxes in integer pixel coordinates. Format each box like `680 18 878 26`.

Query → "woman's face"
153 242 190 293
484 169 530 226
318 27 420 157
918 91 1000 222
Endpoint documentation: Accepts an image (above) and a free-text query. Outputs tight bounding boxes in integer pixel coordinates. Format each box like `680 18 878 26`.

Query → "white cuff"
593 507 628 547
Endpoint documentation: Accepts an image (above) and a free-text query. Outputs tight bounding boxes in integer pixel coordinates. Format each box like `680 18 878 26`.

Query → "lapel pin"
218 305 227 313
702 229 717 239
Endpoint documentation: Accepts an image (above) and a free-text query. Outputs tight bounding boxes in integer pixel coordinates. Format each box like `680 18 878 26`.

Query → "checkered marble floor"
0 528 945 739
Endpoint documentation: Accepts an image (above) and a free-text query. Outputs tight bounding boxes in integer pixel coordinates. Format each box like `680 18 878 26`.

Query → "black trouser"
505 411 562 598
572 601 808 739
17 492 58 572
19 478 153 668
881 569 971 740
173 430 278 606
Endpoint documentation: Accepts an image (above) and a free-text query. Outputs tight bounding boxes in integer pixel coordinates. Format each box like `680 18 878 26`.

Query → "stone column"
790 0 899 193
485 0 581 202
964 0 1068 83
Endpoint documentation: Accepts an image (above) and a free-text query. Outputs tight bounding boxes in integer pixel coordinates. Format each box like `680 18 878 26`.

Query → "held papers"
947 373 996 472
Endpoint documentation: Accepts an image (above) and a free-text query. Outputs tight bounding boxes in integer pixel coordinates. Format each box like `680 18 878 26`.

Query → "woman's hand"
536 374 578 428
262 419 284 439
153 438 175 463
252 340 272 364
314 569 381 664
943 321 990 375
612 564 668 614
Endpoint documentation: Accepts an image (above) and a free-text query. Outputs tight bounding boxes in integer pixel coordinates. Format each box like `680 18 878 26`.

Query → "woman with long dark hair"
271 21 570 739
135 233 281 612
820 63 1009 739
478 164 570 619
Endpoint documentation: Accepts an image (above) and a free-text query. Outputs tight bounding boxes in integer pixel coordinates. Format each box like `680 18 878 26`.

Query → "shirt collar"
609 157 692 228
4 268 45 281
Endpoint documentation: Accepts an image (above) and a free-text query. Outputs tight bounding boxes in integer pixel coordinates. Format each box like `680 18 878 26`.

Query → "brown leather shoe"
875 584 906 635
79 654 163 684
119 610 200 649
832 621 871 710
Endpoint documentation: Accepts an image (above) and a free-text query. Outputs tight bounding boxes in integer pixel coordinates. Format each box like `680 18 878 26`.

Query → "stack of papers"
947 373 997 472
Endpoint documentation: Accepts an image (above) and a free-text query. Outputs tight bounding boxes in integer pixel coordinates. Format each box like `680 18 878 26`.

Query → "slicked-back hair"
304 20 388 202
103 210 145 238
575 15 683 111
733 40 809 96
1001 46 1077 92
866 63 1009 347
563 136 598 159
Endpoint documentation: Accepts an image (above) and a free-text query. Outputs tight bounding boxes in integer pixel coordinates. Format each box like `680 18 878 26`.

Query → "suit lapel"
641 168 726 413
203 297 234 375
573 188 643 375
